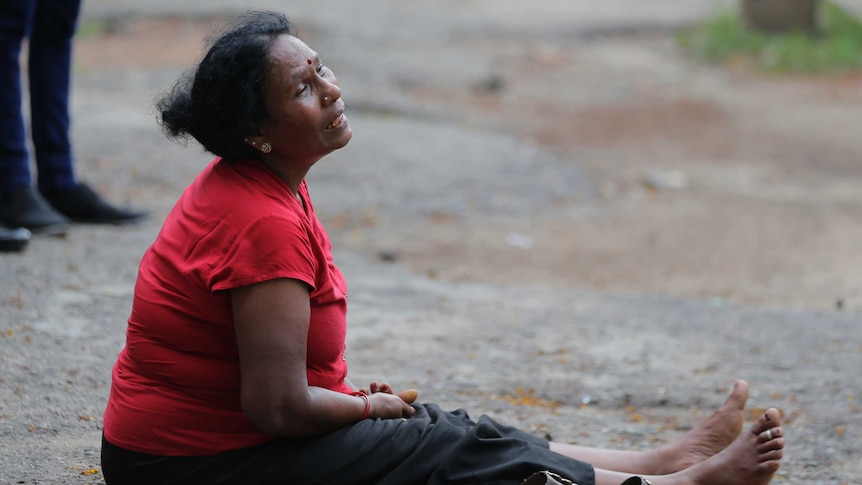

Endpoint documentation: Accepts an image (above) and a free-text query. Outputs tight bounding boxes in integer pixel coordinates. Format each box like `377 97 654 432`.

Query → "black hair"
157 11 295 161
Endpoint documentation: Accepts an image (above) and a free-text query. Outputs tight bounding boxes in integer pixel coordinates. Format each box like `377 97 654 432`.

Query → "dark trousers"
0 0 82 196
101 404 595 485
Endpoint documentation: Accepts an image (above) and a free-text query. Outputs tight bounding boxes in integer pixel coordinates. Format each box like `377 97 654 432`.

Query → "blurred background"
71 0 862 311
2 0 861 483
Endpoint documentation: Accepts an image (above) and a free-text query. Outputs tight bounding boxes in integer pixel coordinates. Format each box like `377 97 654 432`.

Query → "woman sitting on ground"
100 11 785 485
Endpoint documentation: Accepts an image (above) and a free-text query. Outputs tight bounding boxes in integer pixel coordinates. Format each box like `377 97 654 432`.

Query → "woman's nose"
322 81 341 105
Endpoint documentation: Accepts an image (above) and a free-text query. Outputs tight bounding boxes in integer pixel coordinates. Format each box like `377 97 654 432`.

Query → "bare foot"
657 380 749 474
665 407 784 485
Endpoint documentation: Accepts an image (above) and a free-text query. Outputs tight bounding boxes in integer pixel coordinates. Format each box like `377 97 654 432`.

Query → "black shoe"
42 183 148 225
0 186 71 236
0 225 30 252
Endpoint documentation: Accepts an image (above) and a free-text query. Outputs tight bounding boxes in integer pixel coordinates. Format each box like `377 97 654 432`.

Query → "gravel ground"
1 1 861 483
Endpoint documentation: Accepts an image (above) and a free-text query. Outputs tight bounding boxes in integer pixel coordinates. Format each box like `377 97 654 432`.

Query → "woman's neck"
260 157 313 196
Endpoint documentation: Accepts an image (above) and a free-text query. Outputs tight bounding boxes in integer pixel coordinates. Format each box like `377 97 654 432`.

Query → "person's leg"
550 381 748 476
0 0 70 234
101 407 451 485
0 0 37 195
28 0 80 192
104 404 593 485
28 0 147 225
591 408 784 485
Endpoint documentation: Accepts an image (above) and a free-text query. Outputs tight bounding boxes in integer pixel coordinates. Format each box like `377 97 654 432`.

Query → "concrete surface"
1 0 861 483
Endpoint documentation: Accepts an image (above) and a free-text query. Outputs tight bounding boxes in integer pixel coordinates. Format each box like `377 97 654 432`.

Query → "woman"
101 11 785 485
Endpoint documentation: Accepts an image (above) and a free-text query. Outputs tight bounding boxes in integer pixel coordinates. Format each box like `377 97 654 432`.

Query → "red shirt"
103 158 351 455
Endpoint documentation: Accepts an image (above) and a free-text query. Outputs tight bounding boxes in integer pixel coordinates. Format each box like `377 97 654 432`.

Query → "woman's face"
255 35 352 166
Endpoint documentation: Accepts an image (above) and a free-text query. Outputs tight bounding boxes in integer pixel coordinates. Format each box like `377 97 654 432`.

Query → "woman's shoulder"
191 159 301 215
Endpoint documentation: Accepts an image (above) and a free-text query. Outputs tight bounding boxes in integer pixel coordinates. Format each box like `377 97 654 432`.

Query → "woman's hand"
356 381 419 418
367 392 416 419
358 381 420 404
358 380 393 396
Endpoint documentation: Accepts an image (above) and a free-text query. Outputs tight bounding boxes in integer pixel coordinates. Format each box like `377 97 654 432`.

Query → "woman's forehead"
269 35 317 70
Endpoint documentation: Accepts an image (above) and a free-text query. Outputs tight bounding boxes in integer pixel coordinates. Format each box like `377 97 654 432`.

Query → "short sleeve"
205 213 318 292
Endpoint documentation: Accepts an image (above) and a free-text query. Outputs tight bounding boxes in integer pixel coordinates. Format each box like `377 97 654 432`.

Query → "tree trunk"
741 0 819 33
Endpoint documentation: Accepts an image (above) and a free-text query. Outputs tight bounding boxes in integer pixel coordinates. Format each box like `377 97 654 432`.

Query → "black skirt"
101 403 595 485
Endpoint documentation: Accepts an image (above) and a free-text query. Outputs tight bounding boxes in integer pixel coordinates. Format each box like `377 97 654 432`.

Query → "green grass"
76 18 114 40
677 2 862 74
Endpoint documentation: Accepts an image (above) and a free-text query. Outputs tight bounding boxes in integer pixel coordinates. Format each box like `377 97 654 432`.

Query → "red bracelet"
352 391 371 420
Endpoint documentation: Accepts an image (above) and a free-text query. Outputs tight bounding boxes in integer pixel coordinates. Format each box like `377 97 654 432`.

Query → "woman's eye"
317 65 329 75
296 85 308 97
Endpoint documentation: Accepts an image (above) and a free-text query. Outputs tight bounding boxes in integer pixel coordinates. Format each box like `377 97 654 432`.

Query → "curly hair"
157 11 295 161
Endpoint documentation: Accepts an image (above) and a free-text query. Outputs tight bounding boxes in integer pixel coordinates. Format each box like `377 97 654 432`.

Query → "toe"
733 380 749 399
725 380 749 408
759 458 782 473
758 436 785 453
758 426 783 443
751 408 782 436
757 447 784 463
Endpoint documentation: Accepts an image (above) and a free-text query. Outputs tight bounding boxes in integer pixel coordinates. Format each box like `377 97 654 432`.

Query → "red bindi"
307 59 312 65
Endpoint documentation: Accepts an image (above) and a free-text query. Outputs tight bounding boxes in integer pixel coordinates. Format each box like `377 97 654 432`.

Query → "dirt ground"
70 16 862 314
2 7 861 484
378 37 862 314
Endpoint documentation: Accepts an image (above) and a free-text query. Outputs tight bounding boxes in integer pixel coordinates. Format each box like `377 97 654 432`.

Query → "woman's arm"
231 278 414 437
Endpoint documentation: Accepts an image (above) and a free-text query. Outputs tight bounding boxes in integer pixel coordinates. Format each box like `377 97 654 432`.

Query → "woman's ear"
244 135 271 154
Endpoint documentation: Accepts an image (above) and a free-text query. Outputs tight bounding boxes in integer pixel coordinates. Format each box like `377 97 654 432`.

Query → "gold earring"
260 142 272 153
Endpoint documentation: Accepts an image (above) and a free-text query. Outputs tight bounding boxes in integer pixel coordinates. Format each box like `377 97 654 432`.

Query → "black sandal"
520 471 652 485
520 471 578 485
620 478 652 485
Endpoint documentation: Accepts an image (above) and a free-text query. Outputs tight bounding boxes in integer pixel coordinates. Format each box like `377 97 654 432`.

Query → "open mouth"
326 113 345 130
